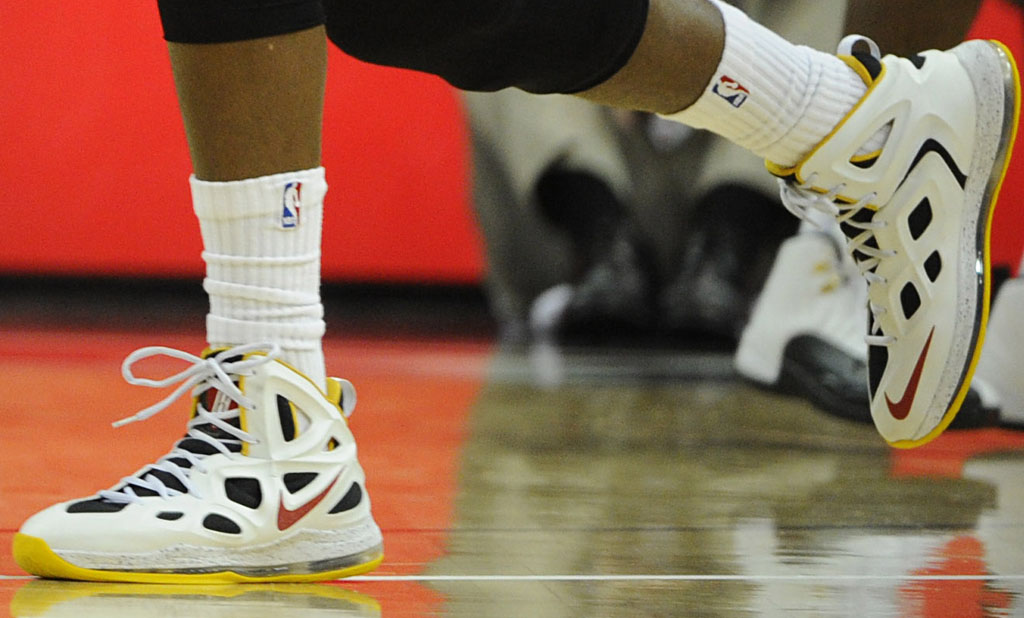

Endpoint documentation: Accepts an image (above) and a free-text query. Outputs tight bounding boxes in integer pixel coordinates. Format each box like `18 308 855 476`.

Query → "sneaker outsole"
13 533 384 584
891 40 1021 449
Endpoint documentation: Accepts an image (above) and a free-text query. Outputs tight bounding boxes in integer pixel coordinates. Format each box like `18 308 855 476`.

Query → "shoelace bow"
778 34 897 348
98 343 281 504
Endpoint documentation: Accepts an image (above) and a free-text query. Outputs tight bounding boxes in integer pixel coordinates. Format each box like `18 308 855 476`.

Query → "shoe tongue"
180 384 244 453
190 351 246 423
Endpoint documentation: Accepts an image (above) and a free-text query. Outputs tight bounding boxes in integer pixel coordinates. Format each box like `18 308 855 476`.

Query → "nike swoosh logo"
277 469 344 531
885 327 936 420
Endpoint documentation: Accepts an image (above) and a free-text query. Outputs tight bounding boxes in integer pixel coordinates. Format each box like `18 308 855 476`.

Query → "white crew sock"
665 0 884 167
191 167 328 390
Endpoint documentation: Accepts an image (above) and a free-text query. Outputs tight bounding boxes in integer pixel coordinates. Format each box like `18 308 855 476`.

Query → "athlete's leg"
167 28 326 182
332 0 1020 444
327 0 869 168
166 26 330 388
14 3 383 583
661 0 1017 446
586 0 1018 444
567 0 725 113
16 0 1019 584
736 0 1001 430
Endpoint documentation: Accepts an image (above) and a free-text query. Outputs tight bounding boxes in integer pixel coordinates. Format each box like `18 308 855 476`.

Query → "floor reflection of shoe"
770 36 1020 447
736 232 999 428
14 343 383 583
976 277 1024 428
10 580 381 617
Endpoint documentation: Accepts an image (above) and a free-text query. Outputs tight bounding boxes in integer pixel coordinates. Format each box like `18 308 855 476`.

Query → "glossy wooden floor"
4 324 1024 617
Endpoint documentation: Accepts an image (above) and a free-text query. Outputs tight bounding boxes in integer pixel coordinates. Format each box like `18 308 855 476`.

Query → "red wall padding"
0 2 483 283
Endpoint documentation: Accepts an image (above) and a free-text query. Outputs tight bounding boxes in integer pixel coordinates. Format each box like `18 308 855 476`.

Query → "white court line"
347 573 1024 583
4 573 1024 583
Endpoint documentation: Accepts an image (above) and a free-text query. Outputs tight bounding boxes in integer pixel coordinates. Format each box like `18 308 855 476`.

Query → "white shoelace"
779 176 896 347
778 35 897 348
98 343 281 504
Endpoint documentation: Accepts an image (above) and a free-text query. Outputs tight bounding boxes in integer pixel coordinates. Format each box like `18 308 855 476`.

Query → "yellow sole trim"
10 579 382 616
889 40 1022 450
12 533 384 584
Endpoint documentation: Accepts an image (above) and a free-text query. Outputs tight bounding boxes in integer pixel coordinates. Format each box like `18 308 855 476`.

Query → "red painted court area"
5 326 1024 616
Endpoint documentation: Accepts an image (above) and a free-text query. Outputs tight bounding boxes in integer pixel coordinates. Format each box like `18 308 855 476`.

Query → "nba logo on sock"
712 76 750 108
281 182 301 229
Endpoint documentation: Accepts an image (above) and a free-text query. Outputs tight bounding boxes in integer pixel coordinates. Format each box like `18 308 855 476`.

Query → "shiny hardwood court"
4 326 1024 616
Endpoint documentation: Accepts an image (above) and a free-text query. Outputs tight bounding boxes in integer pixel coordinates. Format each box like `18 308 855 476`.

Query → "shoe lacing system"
778 33 898 347
779 176 897 348
97 343 280 505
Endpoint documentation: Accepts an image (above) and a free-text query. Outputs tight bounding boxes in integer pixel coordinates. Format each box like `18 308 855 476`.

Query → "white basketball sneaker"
769 37 1020 447
735 230 869 421
13 344 384 583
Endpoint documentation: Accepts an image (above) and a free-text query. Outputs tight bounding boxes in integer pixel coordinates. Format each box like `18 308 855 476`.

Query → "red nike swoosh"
885 327 936 420
277 470 343 531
